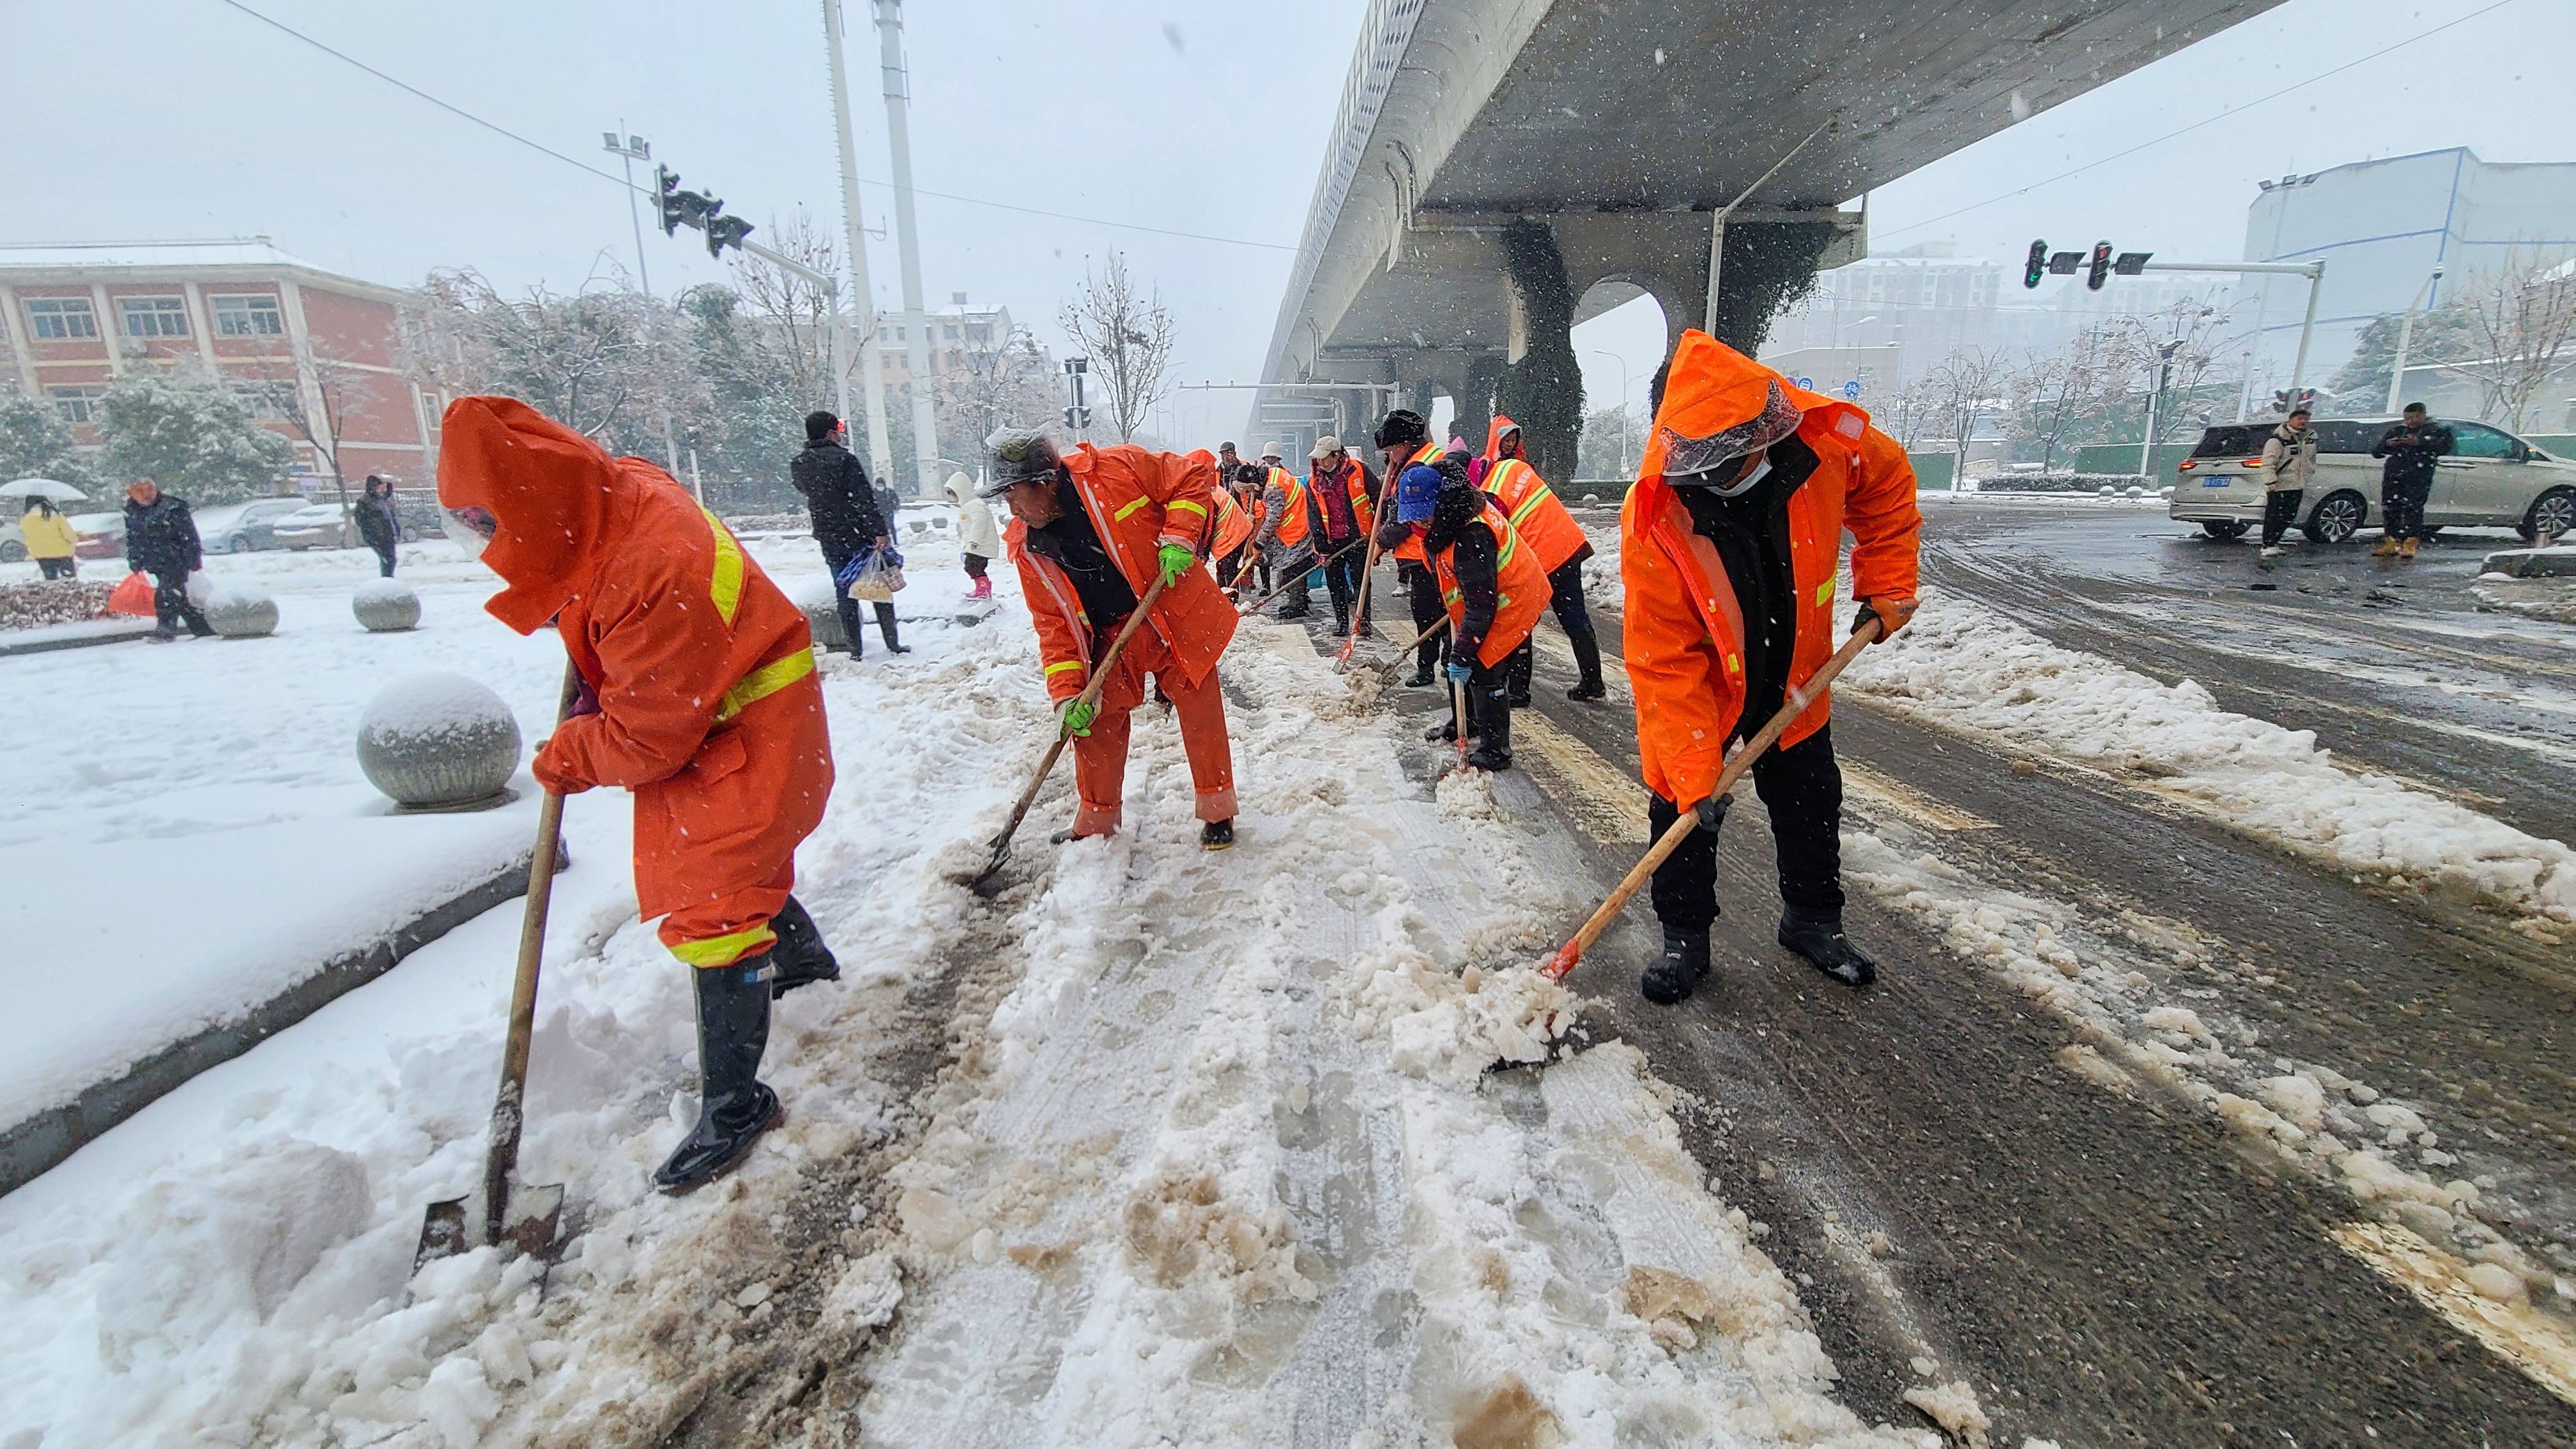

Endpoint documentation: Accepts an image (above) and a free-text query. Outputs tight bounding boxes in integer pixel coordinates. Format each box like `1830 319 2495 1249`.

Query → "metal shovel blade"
413 1195 471 1273
411 1176 567 1273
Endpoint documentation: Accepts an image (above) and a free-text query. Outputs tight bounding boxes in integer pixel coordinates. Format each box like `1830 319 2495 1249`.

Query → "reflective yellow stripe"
1114 497 1148 522
1508 492 1548 529
714 646 816 724
1815 578 1834 606
1045 659 1085 678
1165 498 1206 516
671 923 778 967
1442 586 1462 606
1496 532 1521 569
702 506 744 625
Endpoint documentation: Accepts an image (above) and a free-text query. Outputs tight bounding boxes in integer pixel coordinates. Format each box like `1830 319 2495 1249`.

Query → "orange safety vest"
1430 496 1551 668
1305 459 1377 544
1214 488 1254 557
1386 440 1445 565
1479 418 1588 574
1267 465 1309 549
1621 330 1921 808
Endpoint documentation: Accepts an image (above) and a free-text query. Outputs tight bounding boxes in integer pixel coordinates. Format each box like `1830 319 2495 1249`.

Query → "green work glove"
1157 542 1194 586
1059 696 1098 739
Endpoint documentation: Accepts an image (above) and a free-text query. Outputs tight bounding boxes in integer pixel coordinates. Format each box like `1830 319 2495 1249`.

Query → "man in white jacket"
944 470 1002 601
2258 408 2319 558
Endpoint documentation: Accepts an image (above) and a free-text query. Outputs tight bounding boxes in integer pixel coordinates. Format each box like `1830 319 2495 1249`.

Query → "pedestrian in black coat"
2369 403 2454 557
123 479 212 639
356 475 402 577
788 410 907 656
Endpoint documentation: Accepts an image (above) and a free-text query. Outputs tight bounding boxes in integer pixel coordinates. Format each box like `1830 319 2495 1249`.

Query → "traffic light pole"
741 237 855 439
2140 258 2327 404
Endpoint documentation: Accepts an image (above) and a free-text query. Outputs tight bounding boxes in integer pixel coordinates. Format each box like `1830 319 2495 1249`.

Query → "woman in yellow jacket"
20 498 80 579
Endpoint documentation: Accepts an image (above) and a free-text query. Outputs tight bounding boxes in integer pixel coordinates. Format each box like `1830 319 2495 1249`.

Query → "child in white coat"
944 470 1002 601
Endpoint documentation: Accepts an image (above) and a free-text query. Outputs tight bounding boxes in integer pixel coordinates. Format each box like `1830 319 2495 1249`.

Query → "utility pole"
875 0 940 499
2388 263 2446 414
2139 337 2182 480
823 0 893 484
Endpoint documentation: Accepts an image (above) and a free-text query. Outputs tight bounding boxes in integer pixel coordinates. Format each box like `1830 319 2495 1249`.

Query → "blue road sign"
1842 380 1862 400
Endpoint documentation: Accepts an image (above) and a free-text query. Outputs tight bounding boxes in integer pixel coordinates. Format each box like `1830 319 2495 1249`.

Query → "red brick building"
0 238 437 491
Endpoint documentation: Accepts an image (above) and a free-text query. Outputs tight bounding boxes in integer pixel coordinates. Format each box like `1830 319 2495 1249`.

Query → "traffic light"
2086 241 2114 291
2114 251 2152 276
1062 404 1091 431
2024 240 2048 289
703 212 755 257
656 167 687 236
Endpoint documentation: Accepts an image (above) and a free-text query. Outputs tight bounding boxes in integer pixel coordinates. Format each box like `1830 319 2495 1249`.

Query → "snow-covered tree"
0 383 93 488
1574 401 1644 480
2453 249 2576 430
2325 305 2478 414
936 325 1055 471
1059 251 1175 443
399 270 703 463
95 365 294 504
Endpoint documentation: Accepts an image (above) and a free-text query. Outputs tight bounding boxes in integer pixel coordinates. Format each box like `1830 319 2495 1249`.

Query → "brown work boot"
2398 537 2419 560
2370 537 2400 558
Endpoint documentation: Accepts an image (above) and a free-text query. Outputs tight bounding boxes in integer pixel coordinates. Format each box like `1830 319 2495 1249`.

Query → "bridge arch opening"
1570 279 1668 482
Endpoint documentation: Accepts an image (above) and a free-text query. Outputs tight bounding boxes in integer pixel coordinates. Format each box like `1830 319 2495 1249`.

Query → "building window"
233 381 296 420
49 385 109 424
119 296 190 338
25 297 98 339
210 293 284 337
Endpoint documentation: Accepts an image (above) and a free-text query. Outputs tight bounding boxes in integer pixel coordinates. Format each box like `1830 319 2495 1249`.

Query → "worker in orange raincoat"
1481 415 1606 703
1374 425 1551 772
986 427 1242 849
1623 332 1920 1006
438 396 836 1193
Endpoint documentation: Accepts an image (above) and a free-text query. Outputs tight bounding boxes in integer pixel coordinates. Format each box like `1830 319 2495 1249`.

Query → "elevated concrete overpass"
1255 0 2287 473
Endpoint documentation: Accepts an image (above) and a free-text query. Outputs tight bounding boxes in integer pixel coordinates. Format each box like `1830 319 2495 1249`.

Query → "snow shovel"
1540 615 1884 983
415 660 581 1271
1231 536 1368 617
1372 617 1449 679
1333 465 1404 672
974 572 1170 889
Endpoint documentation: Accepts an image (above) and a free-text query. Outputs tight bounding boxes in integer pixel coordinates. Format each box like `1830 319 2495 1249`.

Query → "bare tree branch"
1058 251 1175 443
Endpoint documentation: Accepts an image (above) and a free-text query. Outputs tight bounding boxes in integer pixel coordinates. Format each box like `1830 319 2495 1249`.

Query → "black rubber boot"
1779 905 1877 987
1464 684 1514 771
1640 925 1712 1006
654 959 783 1193
1567 629 1607 701
1200 818 1235 851
1505 640 1535 709
1404 666 1436 688
835 595 864 657
766 895 840 999
1424 717 1459 742
1331 599 1351 638
876 603 912 655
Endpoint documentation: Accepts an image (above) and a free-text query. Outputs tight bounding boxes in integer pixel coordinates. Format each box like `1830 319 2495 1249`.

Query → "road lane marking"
2332 1220 2576 1410
1513 710 1648 843
1841 762 1997 833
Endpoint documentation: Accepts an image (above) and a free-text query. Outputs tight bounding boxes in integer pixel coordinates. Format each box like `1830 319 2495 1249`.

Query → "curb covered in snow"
0 844 564 1199
0 618 158 657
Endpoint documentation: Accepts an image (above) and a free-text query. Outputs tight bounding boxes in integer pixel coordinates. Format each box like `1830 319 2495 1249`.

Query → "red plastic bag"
108 571 157 618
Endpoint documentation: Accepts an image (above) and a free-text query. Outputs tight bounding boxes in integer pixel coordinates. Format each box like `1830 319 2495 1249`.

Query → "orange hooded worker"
1481 415 1606 703
438 396 837 1194
1623 332 1920 1006
986 427 1241 848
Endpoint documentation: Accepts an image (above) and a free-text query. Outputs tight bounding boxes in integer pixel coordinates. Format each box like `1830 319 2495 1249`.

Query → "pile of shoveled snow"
1841 586 2576 921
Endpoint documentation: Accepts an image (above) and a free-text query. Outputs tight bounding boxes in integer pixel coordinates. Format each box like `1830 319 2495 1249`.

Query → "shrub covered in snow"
0 578 114 631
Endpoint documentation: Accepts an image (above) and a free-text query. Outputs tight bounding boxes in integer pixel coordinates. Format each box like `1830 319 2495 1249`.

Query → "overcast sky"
4 0 2568 444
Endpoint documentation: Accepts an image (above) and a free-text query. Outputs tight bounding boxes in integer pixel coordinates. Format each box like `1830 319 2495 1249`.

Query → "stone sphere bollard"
204 588 279 639
353 578 422 632
358 672 522 811
802 588 847 653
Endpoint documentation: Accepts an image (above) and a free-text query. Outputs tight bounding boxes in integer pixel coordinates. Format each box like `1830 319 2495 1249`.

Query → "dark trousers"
1401 561 1447 672
1321 544 1367 629
152 570 213 636
37 557 75 580
372 542 398 577
822 544 901 656
1647 723 1845 929
1506 557 1603 697
2381 479 2430 541
962 551 990 580
2260 489 2303 547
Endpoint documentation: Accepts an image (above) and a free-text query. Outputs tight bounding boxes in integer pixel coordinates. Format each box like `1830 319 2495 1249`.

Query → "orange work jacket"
1214 488 1255 558
1620 331 1920 808
438 396 832 968
1303 459 1377 545
1430 496 1551 668
1385 440 1446 566
1006 442 1235 702
1480 415 1588 574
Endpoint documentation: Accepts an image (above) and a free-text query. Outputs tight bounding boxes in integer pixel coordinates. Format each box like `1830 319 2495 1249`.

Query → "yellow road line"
1514 710 1648 843
2332 1221 2576 1409
1841 762 1996 833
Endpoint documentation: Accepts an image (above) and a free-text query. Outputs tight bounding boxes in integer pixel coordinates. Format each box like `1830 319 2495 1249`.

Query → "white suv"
2168 417 2576 544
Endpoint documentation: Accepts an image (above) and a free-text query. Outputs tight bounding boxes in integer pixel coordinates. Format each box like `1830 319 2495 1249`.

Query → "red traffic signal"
2086 241 2114 291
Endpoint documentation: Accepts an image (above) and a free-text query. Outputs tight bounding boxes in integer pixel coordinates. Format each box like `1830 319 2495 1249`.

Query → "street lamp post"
1587 349 1630 475
602 127 653 296
2387 263 2447 415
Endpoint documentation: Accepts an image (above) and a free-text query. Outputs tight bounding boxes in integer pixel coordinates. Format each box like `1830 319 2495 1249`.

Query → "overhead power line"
1875 0 2523 240
213 0 1296 254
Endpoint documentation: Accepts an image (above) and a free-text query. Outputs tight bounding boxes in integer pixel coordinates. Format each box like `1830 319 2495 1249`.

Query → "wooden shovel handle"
483 658 580 1240
1544 615 1884 981
984 572 1172 862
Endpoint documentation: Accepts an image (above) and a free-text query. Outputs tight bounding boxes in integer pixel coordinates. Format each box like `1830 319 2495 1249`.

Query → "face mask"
442 505 499 560
1704 453 1770 498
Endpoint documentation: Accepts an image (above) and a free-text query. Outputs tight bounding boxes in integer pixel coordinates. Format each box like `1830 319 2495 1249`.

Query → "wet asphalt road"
1301 498 2576 1445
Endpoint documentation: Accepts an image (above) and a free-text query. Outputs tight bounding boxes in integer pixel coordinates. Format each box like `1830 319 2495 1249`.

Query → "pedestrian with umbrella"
6 479 86 580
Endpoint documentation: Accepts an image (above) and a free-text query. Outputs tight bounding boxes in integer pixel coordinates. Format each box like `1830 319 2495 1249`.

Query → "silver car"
2168 417 2576 544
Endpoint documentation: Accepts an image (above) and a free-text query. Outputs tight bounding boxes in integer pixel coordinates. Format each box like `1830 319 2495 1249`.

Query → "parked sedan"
2170 417 2576 543
70 512 126 560
271 504 356 550
199 496 314 554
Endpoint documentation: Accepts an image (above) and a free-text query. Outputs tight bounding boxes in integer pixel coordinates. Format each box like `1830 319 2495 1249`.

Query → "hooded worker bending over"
988 427 1241 849
1482 415 1605 703
438 396 839 1193
1623 332 1919 1005
1376 441 1549 772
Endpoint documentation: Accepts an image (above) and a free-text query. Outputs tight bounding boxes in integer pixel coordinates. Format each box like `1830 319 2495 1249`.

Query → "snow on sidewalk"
1838 585 2576 924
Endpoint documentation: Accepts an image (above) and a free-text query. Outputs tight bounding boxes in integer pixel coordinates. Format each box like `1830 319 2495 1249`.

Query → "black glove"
1691 793 1730 832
